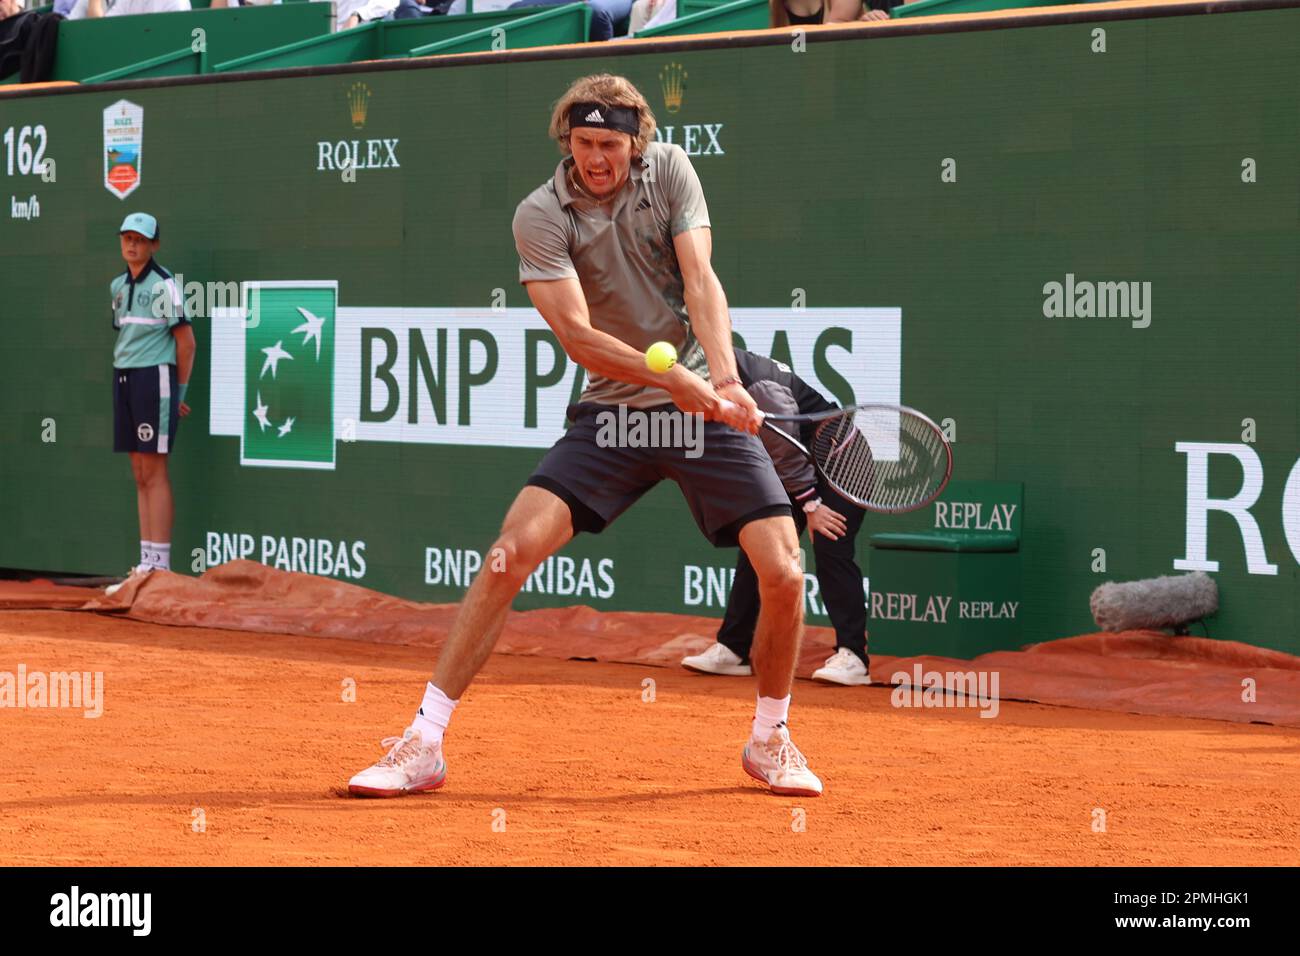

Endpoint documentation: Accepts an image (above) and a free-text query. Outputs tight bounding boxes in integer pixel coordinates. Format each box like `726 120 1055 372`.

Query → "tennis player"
349 73 823 798
105 213 193 596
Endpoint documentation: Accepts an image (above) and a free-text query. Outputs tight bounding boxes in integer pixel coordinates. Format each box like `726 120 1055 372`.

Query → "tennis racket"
718 400 953 514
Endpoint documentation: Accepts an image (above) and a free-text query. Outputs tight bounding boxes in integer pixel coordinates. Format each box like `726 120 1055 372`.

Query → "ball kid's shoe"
742 723 823 797
348 727 446 798
681 642 753 676
811 647 871 686
104 564 153 597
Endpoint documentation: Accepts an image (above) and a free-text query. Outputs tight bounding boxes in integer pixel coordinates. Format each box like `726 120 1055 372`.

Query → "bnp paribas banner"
207 293 899 459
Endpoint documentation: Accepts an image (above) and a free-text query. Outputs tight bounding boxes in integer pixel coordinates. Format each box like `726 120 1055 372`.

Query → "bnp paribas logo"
229 282 336 470
653 62 723 158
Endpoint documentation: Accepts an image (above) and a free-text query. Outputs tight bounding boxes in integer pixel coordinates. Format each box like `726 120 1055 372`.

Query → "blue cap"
118 212 158 239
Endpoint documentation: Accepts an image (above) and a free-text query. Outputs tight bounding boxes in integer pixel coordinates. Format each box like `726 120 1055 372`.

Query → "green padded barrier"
635 0 766 37
213 21 384 73
870 532 1019 553
81 46 209 83
892 0 1074 18
868 482 1024 658
53 4 332 82
406 4 590 56
870 481 1024 548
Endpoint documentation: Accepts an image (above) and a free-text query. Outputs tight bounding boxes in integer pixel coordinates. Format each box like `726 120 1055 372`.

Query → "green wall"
2 4 1298 654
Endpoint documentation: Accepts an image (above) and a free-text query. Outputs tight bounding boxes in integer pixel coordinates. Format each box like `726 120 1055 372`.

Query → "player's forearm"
564 324 667 390
683 272 738 384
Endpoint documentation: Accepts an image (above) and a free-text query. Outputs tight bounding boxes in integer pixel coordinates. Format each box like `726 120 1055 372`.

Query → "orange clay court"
1 566 1299 867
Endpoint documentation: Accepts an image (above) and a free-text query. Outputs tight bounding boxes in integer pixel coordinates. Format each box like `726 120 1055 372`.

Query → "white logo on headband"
584 109 604 124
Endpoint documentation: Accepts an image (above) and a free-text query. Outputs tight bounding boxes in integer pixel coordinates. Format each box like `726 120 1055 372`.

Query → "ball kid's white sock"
753 694 791 742
412 682 458 746
140 541 151 568
153 542 171 571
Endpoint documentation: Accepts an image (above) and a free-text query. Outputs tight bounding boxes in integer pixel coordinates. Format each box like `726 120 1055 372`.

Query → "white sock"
139 541 151 568
412 682 457 746
753 694 791 742
153 542 171 571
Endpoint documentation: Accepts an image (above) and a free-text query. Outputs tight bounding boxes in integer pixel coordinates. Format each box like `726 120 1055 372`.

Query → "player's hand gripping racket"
717 400 953 514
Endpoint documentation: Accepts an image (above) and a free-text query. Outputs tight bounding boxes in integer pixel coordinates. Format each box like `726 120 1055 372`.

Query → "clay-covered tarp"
6 560 1297 727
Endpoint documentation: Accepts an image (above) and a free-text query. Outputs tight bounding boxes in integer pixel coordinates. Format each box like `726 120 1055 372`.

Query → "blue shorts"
113 364 179 454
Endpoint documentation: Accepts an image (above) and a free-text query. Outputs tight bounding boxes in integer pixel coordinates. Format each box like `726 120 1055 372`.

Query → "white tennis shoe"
681 642 752 676
104 564 153 597
742 724 823 797
811 647 871 686
348 727 446 798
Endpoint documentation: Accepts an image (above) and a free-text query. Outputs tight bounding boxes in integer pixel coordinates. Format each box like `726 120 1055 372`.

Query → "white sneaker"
104 564 153 597
742 724 823 797
811 647 871 686
348 727 447 798
681 642 752 676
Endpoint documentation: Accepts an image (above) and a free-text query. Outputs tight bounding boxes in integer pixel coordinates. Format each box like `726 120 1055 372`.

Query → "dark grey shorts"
527 402 792 548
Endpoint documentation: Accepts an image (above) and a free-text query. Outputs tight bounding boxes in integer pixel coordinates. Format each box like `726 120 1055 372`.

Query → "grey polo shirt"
513 140 712 409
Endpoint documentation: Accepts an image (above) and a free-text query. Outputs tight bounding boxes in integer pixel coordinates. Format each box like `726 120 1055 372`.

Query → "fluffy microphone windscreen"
1090 572 1218 633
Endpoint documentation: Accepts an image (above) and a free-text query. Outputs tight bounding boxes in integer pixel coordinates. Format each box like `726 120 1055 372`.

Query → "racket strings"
811 409 949 512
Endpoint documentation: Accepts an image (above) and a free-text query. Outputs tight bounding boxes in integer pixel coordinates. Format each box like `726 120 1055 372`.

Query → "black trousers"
717 482 869 668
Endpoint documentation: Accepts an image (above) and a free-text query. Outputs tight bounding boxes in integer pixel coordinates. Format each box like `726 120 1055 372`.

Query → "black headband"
569 102 639 137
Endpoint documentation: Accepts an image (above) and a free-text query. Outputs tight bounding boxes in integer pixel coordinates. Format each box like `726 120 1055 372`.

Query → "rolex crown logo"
660 63 686 115
348 83 371 130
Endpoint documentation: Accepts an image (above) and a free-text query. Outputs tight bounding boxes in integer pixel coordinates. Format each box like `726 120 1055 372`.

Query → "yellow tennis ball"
645 341 677 374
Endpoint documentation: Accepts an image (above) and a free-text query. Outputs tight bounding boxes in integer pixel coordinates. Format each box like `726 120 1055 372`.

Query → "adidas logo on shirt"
636 198 651 210
585 109 604 124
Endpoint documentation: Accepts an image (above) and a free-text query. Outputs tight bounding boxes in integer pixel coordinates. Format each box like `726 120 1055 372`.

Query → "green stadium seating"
212 5 588 73
80 46 208 83
679 0 736 14
892 0 1075 17
635 0 766 37
213 21 385 73
380 7 582 57
405 4 590 55
55 4 333 83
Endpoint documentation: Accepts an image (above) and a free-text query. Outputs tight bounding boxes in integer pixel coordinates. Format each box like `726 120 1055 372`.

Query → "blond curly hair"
548 73 658 157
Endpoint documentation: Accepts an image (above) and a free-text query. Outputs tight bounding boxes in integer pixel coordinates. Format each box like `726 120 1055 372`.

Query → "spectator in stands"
770 0 891 25
210 1 284 8
504 0 635 42
64 0 192 18
336 0 399 28
0 0 23 21
627 0 663 34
